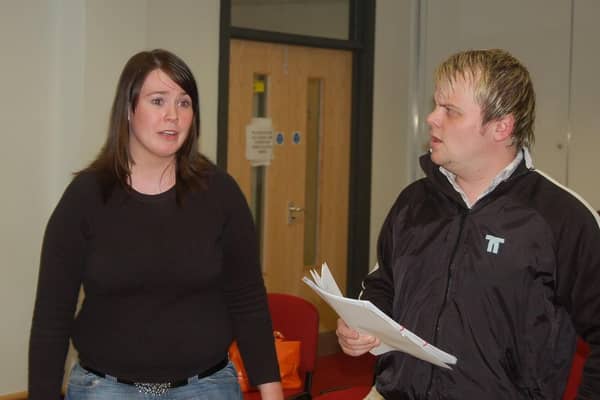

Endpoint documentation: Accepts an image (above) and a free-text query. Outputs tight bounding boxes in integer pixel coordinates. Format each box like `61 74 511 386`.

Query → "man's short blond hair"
435 49 536 149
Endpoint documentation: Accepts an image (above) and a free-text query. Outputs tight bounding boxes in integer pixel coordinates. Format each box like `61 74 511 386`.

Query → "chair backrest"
268 293 319 392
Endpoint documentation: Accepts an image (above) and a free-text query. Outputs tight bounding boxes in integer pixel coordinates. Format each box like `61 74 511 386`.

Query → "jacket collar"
419 148 534 209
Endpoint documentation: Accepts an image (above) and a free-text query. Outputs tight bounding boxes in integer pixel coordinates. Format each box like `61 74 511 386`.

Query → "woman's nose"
165 103 179 122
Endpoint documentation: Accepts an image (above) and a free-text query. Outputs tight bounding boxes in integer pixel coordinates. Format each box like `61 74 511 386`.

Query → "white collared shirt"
439 148 533 208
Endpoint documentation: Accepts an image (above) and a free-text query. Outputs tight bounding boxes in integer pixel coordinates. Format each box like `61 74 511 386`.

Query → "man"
337 49 600 399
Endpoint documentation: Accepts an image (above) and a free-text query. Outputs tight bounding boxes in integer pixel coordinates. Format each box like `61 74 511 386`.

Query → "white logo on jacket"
485 234 505 254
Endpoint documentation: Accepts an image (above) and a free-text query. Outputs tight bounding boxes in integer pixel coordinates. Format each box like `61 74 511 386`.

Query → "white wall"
568 0 600 208
0 1 58 392
0 0 219 394
421 0 572 184
82 0 148 166
369 1 413 268
369 0 600 271
231 0 349 39
146 0 221 162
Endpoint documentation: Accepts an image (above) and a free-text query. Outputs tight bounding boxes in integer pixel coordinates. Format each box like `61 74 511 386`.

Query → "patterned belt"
81 358 228 396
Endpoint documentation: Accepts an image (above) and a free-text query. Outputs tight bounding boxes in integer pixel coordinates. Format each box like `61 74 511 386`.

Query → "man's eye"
151 98 164 106
444 106 457 116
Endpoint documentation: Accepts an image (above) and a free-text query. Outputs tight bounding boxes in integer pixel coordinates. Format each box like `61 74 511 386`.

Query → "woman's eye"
150 97 164 106
179 99 192 108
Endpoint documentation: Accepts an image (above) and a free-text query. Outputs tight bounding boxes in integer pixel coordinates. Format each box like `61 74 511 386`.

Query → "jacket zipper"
425 210 467 397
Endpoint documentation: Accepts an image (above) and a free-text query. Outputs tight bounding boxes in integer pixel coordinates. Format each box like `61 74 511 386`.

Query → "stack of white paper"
302 263 457 369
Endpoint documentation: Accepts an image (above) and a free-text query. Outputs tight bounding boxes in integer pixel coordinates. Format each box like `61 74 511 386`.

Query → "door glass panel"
231 0 350 40
304 78 322 266
251 74 268 263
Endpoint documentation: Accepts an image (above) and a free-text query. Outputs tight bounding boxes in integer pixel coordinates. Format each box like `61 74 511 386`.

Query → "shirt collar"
439 148 532 208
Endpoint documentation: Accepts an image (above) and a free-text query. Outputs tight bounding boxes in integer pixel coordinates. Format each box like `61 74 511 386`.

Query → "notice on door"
246 117 274 166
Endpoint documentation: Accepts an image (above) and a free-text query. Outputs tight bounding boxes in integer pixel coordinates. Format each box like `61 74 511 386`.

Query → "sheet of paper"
303 263 457 369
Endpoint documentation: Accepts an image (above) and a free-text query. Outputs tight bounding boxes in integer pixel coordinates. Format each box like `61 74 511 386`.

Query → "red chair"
313 385 372 399
244 293 319 400
563 338 590 399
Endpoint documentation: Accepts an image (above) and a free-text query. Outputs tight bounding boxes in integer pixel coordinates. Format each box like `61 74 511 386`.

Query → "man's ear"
493 114 515 143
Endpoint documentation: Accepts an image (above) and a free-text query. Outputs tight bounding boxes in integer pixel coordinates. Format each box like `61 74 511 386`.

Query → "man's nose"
426 108 439 128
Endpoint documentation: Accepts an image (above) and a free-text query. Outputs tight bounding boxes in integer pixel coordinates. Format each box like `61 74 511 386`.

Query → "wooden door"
228 39 352 331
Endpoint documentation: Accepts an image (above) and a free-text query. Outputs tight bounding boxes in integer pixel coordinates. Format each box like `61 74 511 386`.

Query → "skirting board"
0 392 27 400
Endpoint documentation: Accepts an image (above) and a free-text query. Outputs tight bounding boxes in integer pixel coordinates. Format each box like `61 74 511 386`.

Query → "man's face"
426 77 496 177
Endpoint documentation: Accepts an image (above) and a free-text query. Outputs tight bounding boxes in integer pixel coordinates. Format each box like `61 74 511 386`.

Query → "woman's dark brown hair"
82 49 212 202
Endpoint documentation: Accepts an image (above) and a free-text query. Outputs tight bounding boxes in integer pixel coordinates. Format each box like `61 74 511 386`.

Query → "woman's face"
128 69 193 166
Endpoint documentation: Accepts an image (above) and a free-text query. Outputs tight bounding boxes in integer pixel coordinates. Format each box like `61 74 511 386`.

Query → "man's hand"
336 318 380 356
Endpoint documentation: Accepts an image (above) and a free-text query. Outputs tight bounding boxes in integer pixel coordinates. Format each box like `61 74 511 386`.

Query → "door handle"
287 201 305 224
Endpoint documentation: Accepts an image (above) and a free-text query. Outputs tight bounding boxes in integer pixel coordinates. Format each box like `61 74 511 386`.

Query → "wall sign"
292 131 301 144
276 132 285 145
246 117 274 166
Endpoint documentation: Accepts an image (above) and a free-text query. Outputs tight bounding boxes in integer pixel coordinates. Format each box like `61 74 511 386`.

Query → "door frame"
217 0 375 298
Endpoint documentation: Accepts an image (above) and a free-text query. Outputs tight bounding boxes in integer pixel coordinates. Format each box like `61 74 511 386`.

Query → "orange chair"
244 293 319 400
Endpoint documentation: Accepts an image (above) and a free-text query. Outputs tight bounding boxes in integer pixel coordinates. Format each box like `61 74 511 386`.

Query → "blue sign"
276 132 284 145
292 131 301 144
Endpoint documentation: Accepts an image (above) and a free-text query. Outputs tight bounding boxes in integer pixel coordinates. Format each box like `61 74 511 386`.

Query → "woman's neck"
129 158 176 195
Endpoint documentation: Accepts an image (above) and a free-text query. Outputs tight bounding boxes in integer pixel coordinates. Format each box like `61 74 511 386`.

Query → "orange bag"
228 331 302 392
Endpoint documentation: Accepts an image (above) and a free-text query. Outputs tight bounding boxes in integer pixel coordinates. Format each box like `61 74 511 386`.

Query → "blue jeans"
65 361 243 400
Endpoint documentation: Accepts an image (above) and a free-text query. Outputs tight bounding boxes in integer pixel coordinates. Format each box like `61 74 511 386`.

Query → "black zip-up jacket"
361 154 600 399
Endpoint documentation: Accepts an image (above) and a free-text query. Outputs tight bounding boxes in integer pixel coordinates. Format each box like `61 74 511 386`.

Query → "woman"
29 49 283 400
